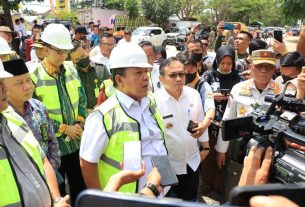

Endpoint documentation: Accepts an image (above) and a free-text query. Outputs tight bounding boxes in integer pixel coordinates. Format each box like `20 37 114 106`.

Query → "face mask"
185 72 197 84
282 75 293 84
217 68 232 75
191 53 203 62
76 56 90 68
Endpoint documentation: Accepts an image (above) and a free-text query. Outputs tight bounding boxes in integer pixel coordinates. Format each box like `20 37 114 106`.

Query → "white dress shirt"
80 90 167 192
153 86 209 175
215 79 282 153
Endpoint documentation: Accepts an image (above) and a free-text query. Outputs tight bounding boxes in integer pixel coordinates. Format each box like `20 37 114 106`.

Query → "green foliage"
47 10 80 25
279 0 305 23
103 0 125 10
124 0 139 19
176 0 206 20
141 0 180 27
207 0 287 26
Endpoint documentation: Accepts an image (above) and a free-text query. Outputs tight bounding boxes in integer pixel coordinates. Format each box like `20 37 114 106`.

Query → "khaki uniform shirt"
215 79 282 153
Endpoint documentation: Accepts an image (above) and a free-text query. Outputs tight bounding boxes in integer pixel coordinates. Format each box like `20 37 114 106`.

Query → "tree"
141 0 180 27
0 0 43 29
124 0 139 19
103 0 124 10
176 0 206 20
279 0 305 25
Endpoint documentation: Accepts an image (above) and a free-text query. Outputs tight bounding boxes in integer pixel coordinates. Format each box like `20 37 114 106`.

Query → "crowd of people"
0 18 305 207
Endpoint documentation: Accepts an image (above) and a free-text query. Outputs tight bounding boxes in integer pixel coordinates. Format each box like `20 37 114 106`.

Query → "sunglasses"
165 71 186 79
202 43 208 47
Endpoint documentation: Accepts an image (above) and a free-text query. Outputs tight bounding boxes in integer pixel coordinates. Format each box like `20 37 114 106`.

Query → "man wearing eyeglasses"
30 23 88 206
153 57 210 201
90 33 115 81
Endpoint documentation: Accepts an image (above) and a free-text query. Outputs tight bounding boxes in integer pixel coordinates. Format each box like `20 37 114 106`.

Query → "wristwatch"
144 183 160 197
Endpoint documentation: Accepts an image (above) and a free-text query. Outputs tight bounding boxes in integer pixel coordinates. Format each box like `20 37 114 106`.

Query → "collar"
116 90 149 110
9 101 33 117
161 86 186 101
42 59 63 78
247 78 278 91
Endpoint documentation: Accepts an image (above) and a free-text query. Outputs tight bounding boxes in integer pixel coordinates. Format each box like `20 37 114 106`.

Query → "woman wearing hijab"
201 45 242 200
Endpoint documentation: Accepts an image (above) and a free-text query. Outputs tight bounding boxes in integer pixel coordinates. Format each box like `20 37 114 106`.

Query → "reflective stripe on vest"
30 61 81 137
2 107 45 175
95 94 165 193
0 147 22 207
102 79 116 98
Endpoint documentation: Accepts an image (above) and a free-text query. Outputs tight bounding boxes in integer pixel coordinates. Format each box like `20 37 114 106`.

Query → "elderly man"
80 43 167 196
153 57 210 201
1 59 70 207
215 49 281 200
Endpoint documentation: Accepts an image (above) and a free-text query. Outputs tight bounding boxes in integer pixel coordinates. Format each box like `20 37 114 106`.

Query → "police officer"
215 50 281 200
80 43 167 195
30 23 87 205
0 59 70 207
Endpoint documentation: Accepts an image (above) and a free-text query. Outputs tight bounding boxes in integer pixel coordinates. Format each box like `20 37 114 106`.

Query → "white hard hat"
0 59 13 78
109 42 153 70
0 36 13 55
41 23 73 50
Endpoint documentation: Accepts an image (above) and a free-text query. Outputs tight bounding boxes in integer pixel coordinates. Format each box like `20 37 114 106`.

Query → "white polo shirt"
215 79 282 153
153 86 209 175
80 90 167 191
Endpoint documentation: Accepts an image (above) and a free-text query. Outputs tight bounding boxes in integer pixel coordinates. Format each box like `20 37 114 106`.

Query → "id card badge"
94 87 99 98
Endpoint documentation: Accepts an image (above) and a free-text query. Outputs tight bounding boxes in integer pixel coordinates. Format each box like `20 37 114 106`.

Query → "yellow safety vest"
94 94 165 193
30 61 81 137
100 79 116 98
0 108 45 207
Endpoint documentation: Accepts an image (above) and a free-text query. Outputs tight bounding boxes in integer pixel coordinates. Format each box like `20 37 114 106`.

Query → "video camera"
222 93 305 184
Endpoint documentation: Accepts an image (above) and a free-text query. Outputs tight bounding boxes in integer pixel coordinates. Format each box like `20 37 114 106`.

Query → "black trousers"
58 150 86 207
166 164 199 201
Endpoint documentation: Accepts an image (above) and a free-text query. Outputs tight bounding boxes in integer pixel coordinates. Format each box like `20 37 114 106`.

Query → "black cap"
3 59 29 76
75 26 88 35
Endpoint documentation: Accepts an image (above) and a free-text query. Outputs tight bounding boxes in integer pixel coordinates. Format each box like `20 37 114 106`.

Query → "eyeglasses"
49 46 70 55
165 71 186 79
202 43 208 47
100 42 116 47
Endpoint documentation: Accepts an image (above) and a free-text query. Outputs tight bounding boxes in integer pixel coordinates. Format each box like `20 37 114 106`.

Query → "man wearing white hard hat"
30 23 87 205
80 43 167 196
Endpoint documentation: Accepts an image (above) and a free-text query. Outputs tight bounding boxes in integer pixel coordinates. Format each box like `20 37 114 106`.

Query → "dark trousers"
166 165 199 201
58 150 86 207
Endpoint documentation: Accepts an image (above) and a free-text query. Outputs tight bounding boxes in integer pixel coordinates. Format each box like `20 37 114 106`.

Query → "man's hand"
296 67 305 99
191 121 206 138
250 195 299 207
192 24 200 34
65 124 83 140
140 167 162 197
272 39 287 55
238 146 273 186
217 21 225 35
213 92 228 102
104 162 145 192
216 151 226 169
54 195 70 207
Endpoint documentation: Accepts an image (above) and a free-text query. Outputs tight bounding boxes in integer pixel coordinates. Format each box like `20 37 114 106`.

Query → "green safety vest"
0 108 45 207
30 61 81 137
95 94 165 193
100 79 116 98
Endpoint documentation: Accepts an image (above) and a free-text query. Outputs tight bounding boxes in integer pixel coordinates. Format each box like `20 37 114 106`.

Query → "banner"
56 0 69 14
